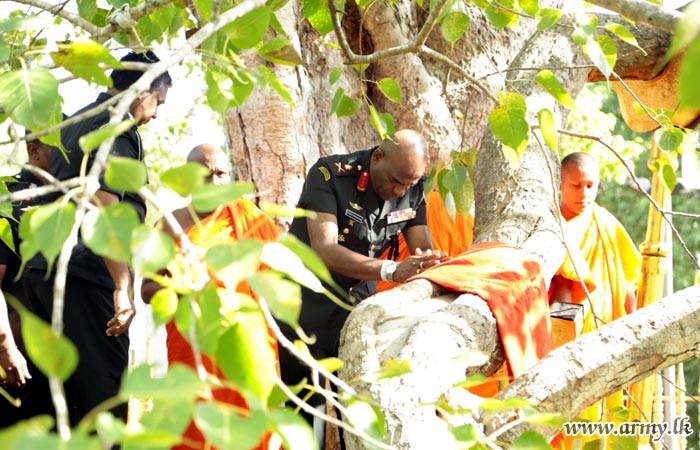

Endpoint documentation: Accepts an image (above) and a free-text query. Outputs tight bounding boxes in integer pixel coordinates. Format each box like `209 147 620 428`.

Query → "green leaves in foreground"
534 70 577 110
19 202 76 274
82 202 140 263
105 156 148 193
488 91 529 156
0 67 62 130
9 298 78 381
50 39 119 87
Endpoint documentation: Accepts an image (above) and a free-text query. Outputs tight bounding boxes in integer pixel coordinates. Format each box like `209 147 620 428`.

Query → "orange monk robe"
409 242 553 378
556 204 641 333
554 203 641 449
167 199 279 450
377 191 474 292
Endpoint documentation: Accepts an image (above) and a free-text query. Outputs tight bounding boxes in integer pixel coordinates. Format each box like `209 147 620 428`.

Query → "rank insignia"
338 234 345 242
334 162 353 174
345 208 364 223
319 166 331 181
387 208 416 224
349 202 362 210
356 170 369 192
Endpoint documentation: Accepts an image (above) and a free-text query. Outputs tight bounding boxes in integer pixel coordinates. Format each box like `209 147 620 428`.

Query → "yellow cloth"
557 203 641 449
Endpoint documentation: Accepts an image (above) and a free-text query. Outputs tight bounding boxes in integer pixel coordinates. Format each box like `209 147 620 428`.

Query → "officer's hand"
394 250 448 282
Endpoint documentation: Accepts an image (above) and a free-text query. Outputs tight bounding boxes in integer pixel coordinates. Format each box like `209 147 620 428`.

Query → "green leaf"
537 108 558 153
666 0 700 60
441 11 470 47
451 349 489 366
344 399 386 445
191 181 255 213
488 92 529 153
375 359 412 381
261 242 324 292
248 271 301 328
78 0 109 27
451 423 477 444
81 202 139 263
224 6 272 49
194 0 213 22
50 40 118 87
330 88 361 117
0 218 13 255
518 0 539 16
485 1 518 29
150 287 179 326
277 234 338 289
377 77 402 104
189 284 225 356
12 300 78 381
105 156 147 193
679 39 700 110
584 35 616 80
452 373 489 389
194 402 268 450
258 37 303 66
122 363 203 402
160 162 210 197
307 0 346 36
329 67 342 85
260 65 295 108
605 23 644 55
0 39 10 63
660 162 677 192
369 105 395 140
534 70 577 110
658 127 684 152
479 397 533 412
78 119 135 153
205 69 255 114
130 225 176 276
608 435 638 450
19 202 76 274
0 68 61 128
536 8 561 31
14 431 101 450
0 415 55 448
512 430 551 449
521 408 566 427
441 166 473 215
216 310 277 402
206 240 264 289
267 408 318 450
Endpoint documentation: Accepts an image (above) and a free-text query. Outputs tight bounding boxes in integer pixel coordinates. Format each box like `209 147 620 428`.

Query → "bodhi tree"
0 0 699 449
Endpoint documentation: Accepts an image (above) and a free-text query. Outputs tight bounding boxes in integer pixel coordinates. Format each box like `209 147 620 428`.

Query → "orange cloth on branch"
408 242 553 378
377 191 474 292
166 199 279 450
554 204 641 450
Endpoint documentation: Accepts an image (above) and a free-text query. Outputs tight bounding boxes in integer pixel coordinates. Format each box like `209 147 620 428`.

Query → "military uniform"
286 147 427 355
280 147 427 448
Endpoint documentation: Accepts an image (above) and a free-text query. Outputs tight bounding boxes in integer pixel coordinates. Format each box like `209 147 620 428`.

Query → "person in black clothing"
0 136 54 425
279 129 448 448
22 50 172 425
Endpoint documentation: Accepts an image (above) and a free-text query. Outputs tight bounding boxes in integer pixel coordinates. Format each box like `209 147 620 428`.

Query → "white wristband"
380 260 398 282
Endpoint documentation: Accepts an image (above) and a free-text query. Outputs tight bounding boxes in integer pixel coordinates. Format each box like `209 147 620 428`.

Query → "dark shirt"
287 148 426 353
30 93 146 288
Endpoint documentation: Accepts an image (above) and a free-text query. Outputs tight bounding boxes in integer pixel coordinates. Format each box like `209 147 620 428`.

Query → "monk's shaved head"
187 143 232 186
561 152 599 176
559 152 600 220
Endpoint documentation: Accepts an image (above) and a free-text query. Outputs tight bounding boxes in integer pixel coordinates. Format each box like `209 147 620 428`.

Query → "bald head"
559 152 600 220
561 151 599 175
371 129 429 201
187 144 232 186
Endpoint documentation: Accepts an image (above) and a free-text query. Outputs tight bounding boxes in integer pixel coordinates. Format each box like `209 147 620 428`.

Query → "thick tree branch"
586 0 683 33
